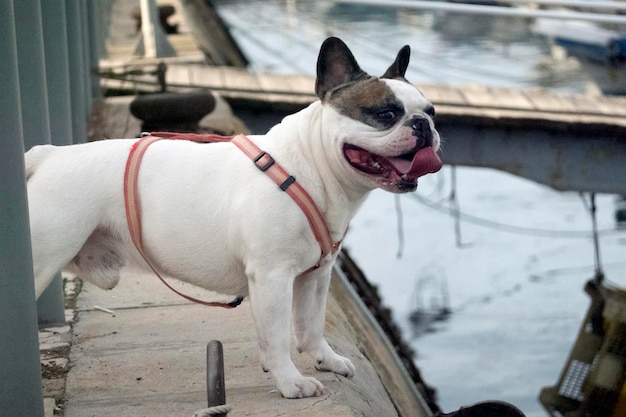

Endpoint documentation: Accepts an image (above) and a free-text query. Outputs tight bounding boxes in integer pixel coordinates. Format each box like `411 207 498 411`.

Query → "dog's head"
315 37 442 193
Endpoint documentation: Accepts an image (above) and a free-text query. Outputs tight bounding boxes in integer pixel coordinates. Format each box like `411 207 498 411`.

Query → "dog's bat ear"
382 45 411 80
315 37 369 101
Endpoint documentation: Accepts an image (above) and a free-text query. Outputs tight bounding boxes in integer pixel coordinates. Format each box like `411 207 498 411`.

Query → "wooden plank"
457 84 494 108
165 64 193 86
458 85 534 111
417 84 466 107
600 95 626 117
524 88 578 113
281 73 315 96
255 71 299 93
186 65 225 90
100 60 626 134
570 94 616 116
168 33 203 55
486 86 535 110
253 72 308 104
219 67 262 91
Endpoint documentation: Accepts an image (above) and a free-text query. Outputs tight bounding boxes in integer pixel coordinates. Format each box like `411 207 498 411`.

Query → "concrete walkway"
60 271 401 417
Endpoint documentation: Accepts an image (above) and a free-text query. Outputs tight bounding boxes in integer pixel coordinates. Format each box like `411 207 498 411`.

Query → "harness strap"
124 135 243 309
230 135 338 258
124 133 343 308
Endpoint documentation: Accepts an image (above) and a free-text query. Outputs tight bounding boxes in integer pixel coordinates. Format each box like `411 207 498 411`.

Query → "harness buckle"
253 151 275 171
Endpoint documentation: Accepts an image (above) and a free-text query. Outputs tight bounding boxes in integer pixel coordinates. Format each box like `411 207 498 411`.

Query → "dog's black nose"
409 116 432 149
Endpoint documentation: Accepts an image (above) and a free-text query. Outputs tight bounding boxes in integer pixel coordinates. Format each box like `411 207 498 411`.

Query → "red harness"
123 132 343 308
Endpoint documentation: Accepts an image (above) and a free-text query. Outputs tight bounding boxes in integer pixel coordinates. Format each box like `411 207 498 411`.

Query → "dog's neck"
258 102 370 240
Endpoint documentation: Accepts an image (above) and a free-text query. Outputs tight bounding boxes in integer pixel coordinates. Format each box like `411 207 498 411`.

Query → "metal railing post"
15 0 67 326
65 0 87 144
0 0 45 414
79 0 93 116
42 0 73 147
41 1 76 322
14 0 51 151
86 0 103 100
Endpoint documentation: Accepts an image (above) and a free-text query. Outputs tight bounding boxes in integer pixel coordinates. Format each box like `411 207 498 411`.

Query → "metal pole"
15 0 67 326
14 0 51 151
42 0 73 147
79 0 93 116
0 0 45 414
338 0 626 24
37 0 79 325
92 0 111 61
86 0 103 100
206 340 227 417
65 0 87 144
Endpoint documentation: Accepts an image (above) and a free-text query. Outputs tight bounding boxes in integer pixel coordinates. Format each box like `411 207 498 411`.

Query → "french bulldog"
26 37 442 398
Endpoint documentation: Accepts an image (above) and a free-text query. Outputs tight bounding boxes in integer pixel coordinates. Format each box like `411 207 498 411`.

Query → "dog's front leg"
248 270 324 399
292 265 355 378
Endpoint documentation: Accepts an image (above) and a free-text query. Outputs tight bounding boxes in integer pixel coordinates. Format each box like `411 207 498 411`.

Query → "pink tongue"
389 147 442 177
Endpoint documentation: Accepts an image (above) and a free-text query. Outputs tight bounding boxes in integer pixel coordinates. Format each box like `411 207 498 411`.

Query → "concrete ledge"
59 267 424 416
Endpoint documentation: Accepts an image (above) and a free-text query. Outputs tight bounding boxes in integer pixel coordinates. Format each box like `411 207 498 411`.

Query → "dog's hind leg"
26 144 126 298
27 184 104 299
28 206 99 299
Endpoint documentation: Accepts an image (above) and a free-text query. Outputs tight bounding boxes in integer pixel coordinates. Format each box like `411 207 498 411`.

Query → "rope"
191 404 232 417
580 192 605 283
410 192 625 239
394 195 404 259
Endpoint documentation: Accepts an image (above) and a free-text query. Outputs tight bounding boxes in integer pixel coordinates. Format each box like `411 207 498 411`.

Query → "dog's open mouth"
343 144 442 190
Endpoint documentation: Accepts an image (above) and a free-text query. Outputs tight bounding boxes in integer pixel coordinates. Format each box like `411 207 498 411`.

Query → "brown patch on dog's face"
326 78 406 131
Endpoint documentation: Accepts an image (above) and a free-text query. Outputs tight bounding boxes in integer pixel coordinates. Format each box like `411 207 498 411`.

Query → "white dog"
26 37 441 398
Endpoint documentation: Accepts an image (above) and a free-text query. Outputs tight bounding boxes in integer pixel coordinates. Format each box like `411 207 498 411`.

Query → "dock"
99 59 626 195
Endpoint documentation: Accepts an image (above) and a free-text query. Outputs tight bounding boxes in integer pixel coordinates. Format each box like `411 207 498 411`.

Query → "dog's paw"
315 353 355 378
276 375 324 399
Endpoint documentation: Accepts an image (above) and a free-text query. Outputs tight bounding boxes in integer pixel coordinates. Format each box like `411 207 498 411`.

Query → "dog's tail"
25 144 55 181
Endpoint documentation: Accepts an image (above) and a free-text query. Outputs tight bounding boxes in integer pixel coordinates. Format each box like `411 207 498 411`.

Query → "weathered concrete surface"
63 271 401 416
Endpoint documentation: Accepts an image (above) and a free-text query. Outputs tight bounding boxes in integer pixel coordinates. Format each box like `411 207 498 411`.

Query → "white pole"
140 0 157 58
138 0 175 58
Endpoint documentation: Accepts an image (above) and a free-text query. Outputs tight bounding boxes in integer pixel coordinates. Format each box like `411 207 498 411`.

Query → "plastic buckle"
253 151 275 171
279 175 296 191
228 296 245 308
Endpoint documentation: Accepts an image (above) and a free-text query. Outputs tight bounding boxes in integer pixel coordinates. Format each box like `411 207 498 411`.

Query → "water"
214 1 626 415
215 0 596 93
344 170 625 416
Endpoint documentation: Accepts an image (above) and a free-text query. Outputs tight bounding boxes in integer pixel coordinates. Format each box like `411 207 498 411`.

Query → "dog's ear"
315 37 369 101
382 45 411 80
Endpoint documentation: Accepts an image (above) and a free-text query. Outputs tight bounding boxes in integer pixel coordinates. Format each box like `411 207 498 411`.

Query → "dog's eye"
424 105 436 118
377 110 397 121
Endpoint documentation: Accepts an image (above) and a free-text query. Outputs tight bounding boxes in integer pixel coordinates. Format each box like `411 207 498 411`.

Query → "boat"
534 18 626 95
